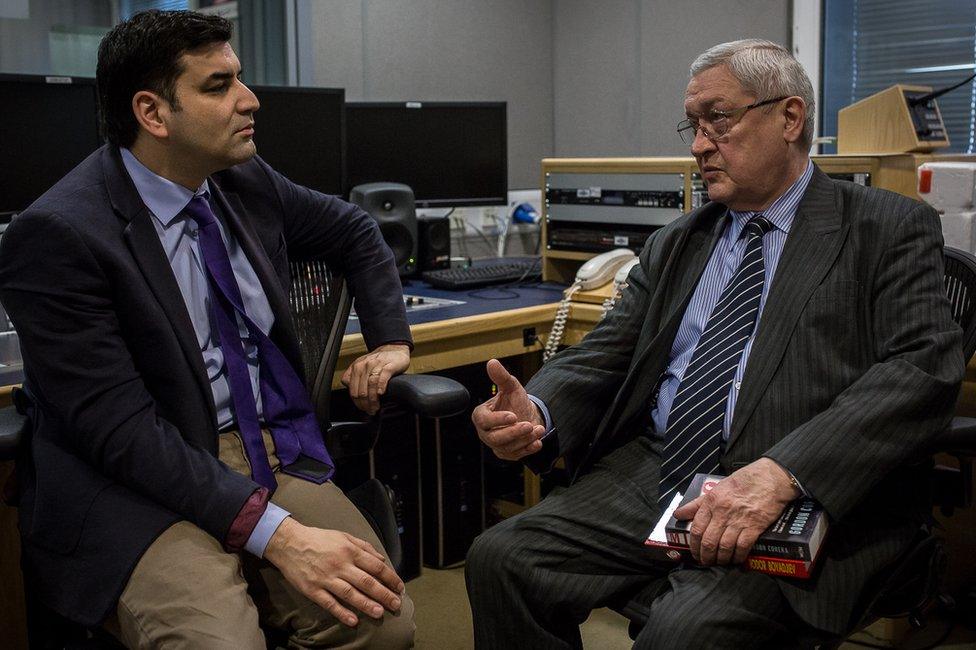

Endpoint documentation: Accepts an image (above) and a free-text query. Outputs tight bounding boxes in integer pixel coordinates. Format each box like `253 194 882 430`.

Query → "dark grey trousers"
465 436 830 649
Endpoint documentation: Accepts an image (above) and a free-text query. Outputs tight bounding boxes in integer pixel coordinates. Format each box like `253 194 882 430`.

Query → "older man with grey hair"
465 39 963 648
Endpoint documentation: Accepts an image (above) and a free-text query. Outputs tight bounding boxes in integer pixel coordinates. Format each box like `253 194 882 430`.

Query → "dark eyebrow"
205 71 235 84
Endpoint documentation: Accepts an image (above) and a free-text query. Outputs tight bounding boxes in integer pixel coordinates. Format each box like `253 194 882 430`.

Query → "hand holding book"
645 468 828 580
672 457 802 566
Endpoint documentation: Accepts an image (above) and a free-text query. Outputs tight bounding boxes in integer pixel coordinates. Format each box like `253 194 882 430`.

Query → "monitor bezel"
345 100 508 208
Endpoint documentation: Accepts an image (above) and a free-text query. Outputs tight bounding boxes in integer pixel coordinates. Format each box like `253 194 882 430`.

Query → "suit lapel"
726 168 848 450
104 150 217 423
593 208 728 459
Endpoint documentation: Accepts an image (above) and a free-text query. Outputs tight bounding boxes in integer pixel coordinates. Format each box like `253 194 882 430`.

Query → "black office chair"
0 259 469 648
615 246 976 645
286 260 469 573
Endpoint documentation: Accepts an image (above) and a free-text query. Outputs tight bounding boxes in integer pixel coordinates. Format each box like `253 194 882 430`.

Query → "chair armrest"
383 375 469 418
942 416 976 457
0 405 26 461
325 421 379 461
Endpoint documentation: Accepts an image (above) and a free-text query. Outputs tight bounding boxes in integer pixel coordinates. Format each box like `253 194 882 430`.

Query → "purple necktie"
185 194 334 491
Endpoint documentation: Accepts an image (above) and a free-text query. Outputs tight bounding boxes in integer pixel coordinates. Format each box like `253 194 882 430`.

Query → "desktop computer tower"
418 366 487 568
371 410 423 581
419 411 485 568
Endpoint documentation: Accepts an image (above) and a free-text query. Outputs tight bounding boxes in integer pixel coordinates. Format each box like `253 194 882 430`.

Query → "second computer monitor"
345 101 507 208
250 85 346 197
0 74 102 216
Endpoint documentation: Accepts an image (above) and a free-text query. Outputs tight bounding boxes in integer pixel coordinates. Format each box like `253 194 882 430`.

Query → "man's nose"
239 83 260 114
690 126 715 157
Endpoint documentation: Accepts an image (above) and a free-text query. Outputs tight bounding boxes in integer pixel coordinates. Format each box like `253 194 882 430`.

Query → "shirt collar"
726 159 815 240
120 147 210 227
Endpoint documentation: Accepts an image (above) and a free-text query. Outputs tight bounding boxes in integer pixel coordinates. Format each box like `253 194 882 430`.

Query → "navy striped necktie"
658 215 773 505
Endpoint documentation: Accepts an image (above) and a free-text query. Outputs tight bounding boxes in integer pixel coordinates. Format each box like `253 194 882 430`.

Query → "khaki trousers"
105 431 415 649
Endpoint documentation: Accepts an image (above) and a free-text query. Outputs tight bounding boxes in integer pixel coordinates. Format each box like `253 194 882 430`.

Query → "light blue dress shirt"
120 148 289 556
531 161 815 449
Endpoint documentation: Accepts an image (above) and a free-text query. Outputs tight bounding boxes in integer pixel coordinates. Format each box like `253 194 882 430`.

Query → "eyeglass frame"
677 96 789 145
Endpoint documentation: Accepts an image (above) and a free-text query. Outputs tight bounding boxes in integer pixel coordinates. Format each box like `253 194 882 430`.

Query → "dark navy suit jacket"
0 145 411 626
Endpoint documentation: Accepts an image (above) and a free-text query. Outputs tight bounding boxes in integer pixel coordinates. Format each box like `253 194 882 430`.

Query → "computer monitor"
345 102 508 208
250 85 345 196
0 74 102 216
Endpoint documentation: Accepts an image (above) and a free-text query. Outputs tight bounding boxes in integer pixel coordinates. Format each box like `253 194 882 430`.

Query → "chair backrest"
288 261 351 427
943 246 976 363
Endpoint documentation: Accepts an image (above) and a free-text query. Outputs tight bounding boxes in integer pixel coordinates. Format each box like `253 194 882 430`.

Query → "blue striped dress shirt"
650 160 814 439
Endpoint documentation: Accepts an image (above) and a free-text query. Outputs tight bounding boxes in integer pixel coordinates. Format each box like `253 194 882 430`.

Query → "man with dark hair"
0 10 414 648
467 39 964 647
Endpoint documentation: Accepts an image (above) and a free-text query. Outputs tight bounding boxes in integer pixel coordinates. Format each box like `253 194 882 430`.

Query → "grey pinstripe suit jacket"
525 166 965 633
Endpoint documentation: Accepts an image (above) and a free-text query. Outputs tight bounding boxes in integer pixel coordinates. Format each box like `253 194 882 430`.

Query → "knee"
363 595 416 650
466 523 526 588
634 606 697 649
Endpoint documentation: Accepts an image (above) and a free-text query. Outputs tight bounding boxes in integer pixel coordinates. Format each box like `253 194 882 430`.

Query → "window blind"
823 0 976 153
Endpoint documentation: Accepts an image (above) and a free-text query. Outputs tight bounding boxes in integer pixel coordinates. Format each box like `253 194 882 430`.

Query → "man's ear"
132 90 169 140
782 96 806 144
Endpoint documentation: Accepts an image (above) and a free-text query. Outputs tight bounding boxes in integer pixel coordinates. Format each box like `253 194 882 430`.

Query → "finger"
687 501 713 562
673 496 702 522
732 529 760 565
340 567 402 614
340 366 352 386
352 549 406 595
355 361 371 404
367 364 395 410
715 525 740 566
374 364 395 397
345 533 391 566
484 422 538 451
473 407 517 432
326 577 387 620
486 359 520 395
497 423 546 456
308 587 359 627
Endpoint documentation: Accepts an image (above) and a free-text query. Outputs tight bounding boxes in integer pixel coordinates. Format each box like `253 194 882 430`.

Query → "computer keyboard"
422 260 542 290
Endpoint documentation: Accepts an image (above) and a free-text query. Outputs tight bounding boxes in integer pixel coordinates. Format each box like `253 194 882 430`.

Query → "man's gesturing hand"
471 359 547 461
671 458 800 566
264 517 405 627
341 343 411 415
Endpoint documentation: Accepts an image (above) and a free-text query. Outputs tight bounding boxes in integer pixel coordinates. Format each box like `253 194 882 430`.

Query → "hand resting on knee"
264 517 405 627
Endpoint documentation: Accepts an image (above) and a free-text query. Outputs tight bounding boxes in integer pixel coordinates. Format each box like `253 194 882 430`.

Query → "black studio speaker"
350 182 418 276
417 214 451 273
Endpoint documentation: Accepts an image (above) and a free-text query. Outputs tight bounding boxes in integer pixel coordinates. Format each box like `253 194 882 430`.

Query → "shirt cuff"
526 394 555 438
244 502 291 558
224 486 269 553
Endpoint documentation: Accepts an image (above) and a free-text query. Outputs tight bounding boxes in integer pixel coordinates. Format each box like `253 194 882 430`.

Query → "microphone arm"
908 71 976 106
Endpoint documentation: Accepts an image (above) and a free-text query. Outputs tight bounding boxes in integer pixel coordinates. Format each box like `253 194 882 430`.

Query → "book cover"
645 473 829 580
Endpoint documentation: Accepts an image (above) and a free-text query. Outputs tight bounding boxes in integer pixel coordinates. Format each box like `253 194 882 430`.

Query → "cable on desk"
465 256 544 300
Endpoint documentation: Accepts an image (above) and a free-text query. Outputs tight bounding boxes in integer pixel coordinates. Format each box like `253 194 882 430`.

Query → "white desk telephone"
574 248 637 290
543 249 637 362
601 256 641 315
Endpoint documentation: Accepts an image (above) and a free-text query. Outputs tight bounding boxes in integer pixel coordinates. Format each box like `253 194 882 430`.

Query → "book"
644 473 829 580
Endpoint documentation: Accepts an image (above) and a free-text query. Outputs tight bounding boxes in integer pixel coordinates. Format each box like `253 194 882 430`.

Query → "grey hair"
690 39 815 148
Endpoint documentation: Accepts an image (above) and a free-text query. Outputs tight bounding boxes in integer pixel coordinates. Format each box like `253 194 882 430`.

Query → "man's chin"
225 143 257 168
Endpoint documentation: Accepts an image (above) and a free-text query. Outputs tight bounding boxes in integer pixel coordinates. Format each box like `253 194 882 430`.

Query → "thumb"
673 496 701 521
486 358 521 394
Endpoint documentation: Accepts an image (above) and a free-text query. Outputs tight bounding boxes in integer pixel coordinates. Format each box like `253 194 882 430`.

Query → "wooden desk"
333 303 562 389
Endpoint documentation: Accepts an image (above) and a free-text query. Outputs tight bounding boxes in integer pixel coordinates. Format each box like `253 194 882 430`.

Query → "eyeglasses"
677 96 788 145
